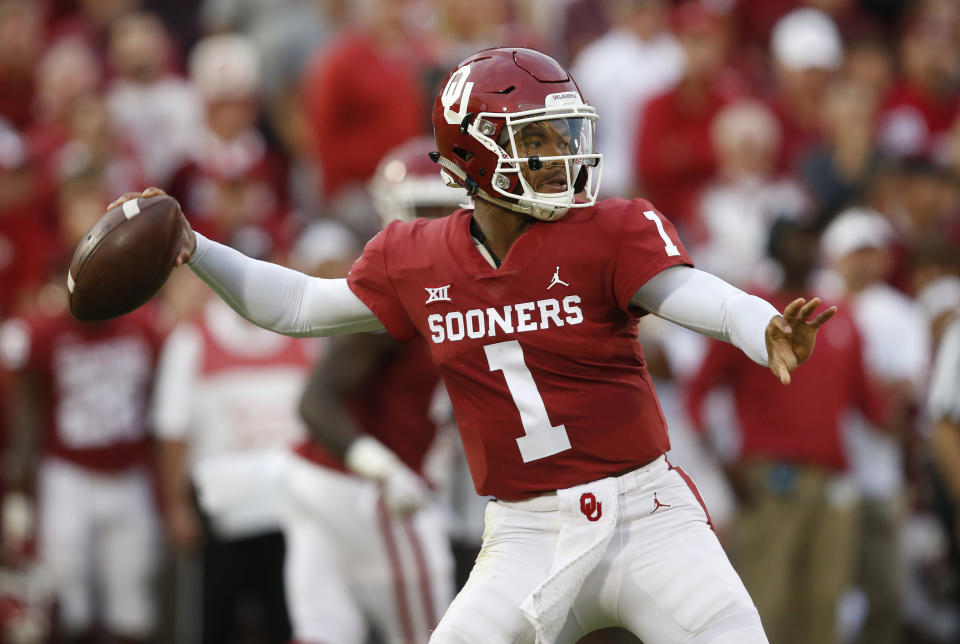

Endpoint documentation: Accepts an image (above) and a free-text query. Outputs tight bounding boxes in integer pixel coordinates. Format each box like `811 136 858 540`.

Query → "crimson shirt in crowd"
347 199 691 500
768 97 824 173
0 70 35 130
685 292 889 470
1 308 161 472
296 336 442 476
636 84 730 230
301 30 426 199
167 131 291 251
879 80 960 160
0 206 50 318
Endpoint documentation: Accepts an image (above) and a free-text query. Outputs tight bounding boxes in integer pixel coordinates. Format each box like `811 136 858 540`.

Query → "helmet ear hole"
453 147 474 162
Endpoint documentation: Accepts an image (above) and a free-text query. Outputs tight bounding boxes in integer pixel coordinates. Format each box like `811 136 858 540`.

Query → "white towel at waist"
519 476 619 644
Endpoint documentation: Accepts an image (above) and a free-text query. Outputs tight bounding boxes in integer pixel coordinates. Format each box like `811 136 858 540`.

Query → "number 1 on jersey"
643 210 680 257
484 340 572 462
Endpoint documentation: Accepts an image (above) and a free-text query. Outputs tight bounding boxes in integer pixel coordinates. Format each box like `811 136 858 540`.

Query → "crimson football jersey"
296 336 442 475
4 309 159 471
347 198 692 500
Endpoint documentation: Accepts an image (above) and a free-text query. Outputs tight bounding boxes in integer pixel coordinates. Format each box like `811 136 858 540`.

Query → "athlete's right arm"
107 187 384 337
187 233 384 337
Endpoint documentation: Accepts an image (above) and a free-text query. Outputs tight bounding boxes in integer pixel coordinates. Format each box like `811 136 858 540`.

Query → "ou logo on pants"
580 492 602 522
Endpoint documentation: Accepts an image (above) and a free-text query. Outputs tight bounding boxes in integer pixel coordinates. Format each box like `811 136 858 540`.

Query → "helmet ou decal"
431 48 603 222
441 66 473 126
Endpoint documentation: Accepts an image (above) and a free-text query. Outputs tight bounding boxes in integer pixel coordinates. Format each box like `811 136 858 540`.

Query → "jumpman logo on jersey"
547 266 570 290
425 284 452 304
650 493 672 515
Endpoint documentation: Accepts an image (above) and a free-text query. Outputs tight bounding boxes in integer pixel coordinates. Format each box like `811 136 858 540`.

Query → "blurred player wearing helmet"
113 47 839 644
282 138 457 644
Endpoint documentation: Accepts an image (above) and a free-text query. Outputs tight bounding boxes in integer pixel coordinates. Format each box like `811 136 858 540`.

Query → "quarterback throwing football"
112 48 835 644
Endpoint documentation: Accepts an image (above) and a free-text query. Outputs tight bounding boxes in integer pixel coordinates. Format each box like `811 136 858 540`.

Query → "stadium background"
0 0 958 642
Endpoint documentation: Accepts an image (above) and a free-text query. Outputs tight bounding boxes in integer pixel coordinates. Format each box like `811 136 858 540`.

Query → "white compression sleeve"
631 266 779 365
187 232 384 337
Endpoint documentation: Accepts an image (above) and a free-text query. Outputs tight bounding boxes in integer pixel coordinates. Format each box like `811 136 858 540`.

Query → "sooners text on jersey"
348 198 692 500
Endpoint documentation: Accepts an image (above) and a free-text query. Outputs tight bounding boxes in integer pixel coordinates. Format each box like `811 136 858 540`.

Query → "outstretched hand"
765 297 837 385
108 186 196 266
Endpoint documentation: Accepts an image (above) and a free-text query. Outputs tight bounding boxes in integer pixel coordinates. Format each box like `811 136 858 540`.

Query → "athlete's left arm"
630 266 837 385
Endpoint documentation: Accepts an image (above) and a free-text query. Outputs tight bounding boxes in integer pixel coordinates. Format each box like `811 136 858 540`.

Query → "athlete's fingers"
771 315 792 336
770 339 798 385
771 354 791 385
798 297 821 322
107 192 142 210
782 298 806 321
809 305 838 329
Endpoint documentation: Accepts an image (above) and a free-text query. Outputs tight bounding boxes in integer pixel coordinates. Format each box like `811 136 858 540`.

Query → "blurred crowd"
0 0 958 642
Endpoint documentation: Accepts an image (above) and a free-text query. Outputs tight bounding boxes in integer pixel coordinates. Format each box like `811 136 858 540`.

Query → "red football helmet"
431 48 602 222
370 136 465 225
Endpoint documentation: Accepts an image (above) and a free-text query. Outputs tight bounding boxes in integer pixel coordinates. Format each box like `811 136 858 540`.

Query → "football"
67 194 183 322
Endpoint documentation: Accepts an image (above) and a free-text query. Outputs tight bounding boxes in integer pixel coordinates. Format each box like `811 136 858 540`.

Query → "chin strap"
433 154 536 216
469 217 502 268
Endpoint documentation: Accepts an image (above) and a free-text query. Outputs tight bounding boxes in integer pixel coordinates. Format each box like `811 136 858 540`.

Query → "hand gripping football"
68 194 183 321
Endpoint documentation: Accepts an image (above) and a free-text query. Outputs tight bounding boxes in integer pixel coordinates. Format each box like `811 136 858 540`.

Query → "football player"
283 138 457 644
3 167 161 644
111 48 837 644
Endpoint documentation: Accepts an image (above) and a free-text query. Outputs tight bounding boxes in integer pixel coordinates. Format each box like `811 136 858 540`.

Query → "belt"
497 454 668 512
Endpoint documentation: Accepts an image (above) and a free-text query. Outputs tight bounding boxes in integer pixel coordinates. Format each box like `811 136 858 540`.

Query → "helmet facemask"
493 110 601 221
432 48 603 221
461 105 601 222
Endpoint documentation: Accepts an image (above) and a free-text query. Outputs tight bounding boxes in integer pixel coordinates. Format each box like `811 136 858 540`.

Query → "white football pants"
38 457 159 638
431 456 768 644
282 455 454 644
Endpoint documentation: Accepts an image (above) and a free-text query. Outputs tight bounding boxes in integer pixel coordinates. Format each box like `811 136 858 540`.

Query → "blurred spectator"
877 1 960 162
572 0 684 197
46 0 140 59
691 100 809 288
768 7 844 171
0 0 44 130
55 93 146 197
800 78 885 222
152 291 313 644
876 158 959 293
686 217 889 644
199 0 344 202
820 207 930 644
0 120 48 319
428 0 542 72
0 165 162 644
843 36 896 100
300 0 427 216
915 246 960 345
28 37 102 165
169 34 291 251
636 2 739 231
555 0 610 65
200 0 338 101
928 309 960 576
106 11 203 186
